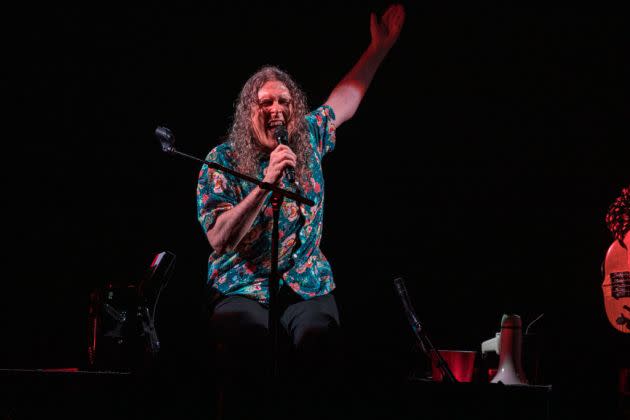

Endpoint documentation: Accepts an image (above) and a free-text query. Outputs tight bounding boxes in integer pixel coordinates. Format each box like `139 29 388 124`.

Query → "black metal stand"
394 277 457 383
269 193 283 378
155 126 313 381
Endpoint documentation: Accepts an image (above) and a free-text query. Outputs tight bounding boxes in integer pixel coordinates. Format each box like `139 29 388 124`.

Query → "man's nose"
269 102 282 115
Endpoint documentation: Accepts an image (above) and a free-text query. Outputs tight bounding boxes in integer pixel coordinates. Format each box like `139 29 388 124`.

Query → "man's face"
252 80 292 152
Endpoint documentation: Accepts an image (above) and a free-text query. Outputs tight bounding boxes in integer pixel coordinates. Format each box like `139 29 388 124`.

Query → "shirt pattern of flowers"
197 105 336 304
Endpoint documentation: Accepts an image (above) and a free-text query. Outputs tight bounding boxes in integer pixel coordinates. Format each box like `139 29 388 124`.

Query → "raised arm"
324 4 405 128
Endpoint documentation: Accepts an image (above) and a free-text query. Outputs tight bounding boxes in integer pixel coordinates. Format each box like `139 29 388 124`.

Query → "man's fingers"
393 6 405 26
272 146 297 160
272 144 297 157
278 155 297 168
384 4 405 29
382 5 395 22
272 154 297 171
268 145 296 183
272 151 297 163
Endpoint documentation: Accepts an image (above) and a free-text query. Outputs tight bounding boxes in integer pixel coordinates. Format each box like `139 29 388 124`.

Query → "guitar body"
602 236 630 334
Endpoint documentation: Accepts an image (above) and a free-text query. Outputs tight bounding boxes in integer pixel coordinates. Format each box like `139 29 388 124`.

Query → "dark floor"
1 365 628 420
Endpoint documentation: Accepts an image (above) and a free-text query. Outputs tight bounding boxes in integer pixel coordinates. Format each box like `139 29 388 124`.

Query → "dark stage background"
4 1 629 417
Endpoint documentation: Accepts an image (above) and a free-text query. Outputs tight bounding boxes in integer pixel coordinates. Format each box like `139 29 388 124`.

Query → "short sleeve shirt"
197 105 336 304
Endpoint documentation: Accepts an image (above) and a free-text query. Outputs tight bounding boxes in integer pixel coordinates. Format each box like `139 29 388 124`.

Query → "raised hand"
370 4 406 52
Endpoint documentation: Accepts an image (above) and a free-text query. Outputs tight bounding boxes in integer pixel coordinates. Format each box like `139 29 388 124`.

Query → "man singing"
196 4 405 419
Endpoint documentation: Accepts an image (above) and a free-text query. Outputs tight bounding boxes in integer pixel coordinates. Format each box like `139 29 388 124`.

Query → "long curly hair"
605 184 630 247
228 66 312 185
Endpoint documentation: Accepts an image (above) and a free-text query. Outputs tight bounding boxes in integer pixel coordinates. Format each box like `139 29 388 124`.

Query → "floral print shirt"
197 105 337 304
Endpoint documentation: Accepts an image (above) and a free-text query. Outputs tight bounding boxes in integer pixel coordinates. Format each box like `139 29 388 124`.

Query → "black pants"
208 287 342 419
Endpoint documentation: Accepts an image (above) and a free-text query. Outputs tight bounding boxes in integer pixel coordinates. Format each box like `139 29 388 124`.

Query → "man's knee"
293 314 340 350
209 298 270 364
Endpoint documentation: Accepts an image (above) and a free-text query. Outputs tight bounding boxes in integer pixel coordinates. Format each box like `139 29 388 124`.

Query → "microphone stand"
393 277 457 383
155 127 313 382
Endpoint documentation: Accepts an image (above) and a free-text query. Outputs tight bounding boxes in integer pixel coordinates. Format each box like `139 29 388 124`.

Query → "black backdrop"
4 1 629 414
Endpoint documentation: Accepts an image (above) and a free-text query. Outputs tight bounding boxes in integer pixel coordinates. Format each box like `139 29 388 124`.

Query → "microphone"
155 126 175 154
273 125 295 184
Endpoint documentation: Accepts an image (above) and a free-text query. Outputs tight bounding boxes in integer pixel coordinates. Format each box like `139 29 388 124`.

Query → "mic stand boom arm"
167 148 311 205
